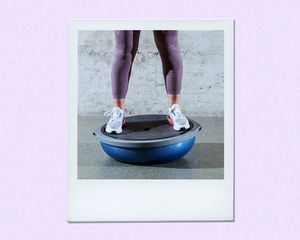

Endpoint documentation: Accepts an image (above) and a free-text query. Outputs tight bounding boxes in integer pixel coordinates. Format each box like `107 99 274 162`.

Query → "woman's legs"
106 31 140 133
111 30 141 108
153 30 183 107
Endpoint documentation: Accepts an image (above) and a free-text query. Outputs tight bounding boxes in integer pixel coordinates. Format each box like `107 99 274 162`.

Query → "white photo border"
68 18 235 222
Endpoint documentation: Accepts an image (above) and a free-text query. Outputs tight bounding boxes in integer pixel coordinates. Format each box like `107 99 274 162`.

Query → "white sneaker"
104 107 125 134
167 104 190 131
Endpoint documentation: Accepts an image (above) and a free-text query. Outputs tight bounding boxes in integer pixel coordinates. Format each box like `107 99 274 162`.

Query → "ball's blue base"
100 137 195 164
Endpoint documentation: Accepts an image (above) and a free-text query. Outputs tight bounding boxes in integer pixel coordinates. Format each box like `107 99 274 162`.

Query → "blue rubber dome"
93 114 201 164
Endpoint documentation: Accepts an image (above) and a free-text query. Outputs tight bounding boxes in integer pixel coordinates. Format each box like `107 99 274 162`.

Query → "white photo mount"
68 18 235 222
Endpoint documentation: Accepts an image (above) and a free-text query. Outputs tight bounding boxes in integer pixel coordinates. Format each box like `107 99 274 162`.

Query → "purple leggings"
111 30 183 99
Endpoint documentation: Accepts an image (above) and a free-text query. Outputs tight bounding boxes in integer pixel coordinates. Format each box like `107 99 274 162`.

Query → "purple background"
1 0 299 239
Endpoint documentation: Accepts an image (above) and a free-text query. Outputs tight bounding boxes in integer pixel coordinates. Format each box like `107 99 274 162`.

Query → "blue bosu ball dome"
93 114 201 165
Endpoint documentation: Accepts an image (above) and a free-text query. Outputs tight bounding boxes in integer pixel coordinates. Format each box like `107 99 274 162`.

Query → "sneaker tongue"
171 104 180 109
173 106 183 118
170 104 180 113
112 107 119 119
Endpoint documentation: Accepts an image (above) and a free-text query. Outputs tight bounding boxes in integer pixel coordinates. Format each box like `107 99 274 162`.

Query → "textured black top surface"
101 114 194 141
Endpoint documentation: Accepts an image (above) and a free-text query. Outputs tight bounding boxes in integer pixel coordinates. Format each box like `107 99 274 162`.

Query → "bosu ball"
93 114 202 164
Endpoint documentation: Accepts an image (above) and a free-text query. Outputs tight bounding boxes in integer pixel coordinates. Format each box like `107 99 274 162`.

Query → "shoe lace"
104 108 119 121
169 105 184 118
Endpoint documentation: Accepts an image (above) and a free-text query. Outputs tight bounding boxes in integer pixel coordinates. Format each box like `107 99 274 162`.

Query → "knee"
157 43 179 56
159 48 181 61
115 43 136 58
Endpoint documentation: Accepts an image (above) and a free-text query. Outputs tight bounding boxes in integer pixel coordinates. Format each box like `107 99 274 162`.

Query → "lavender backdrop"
0 0 300 239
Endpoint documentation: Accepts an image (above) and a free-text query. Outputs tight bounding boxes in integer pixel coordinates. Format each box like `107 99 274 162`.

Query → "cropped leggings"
111 30 183 99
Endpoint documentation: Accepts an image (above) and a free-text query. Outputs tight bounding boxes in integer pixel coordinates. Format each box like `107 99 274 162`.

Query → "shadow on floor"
78 142 224 179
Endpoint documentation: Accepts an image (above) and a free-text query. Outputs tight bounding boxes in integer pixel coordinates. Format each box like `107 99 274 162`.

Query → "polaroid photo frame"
68 18 234 222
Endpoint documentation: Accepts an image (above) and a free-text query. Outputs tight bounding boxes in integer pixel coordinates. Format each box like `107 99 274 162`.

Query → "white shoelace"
169 106 184 118
104 108 119 121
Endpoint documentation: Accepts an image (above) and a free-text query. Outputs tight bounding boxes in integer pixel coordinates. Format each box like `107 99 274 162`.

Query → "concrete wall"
78 30 224 117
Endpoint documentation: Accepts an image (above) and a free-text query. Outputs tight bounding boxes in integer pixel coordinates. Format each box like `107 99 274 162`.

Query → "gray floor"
78 116 224 179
